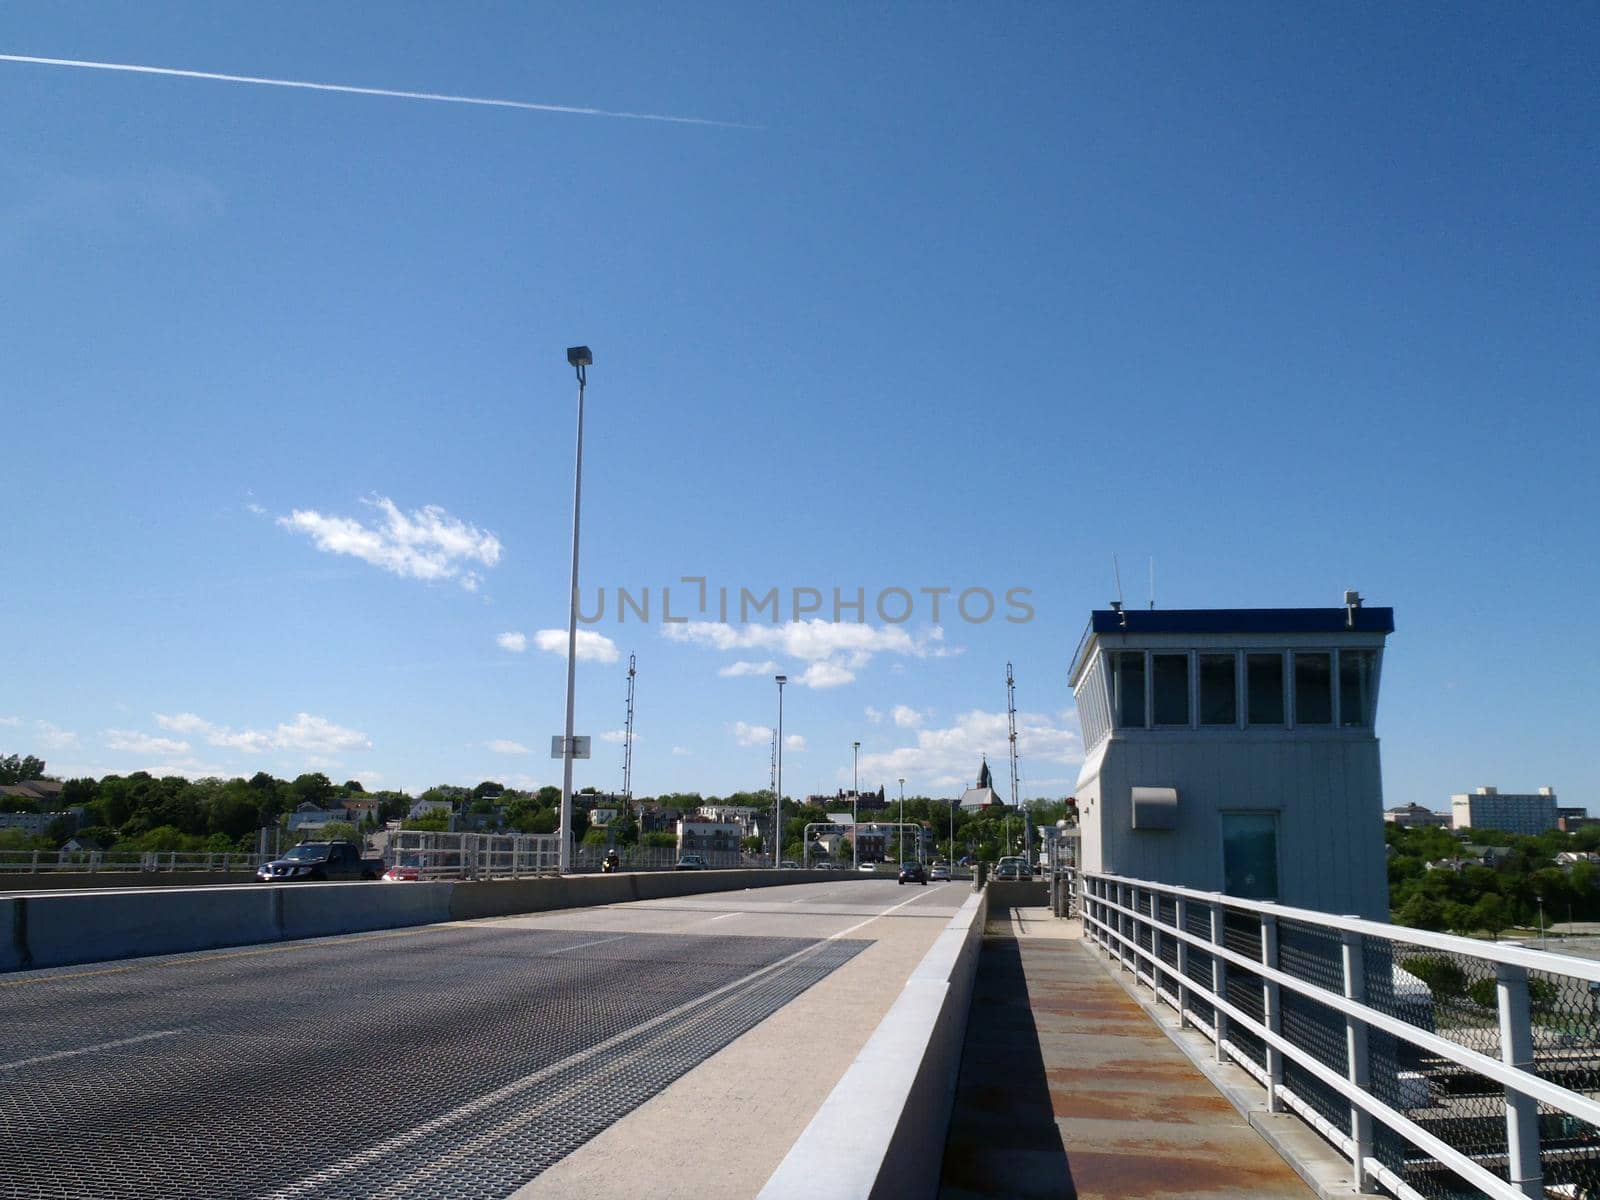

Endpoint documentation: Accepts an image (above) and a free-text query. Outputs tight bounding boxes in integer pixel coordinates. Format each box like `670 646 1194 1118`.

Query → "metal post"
1150 891 1162 1002
1210 898 1228 1063
1497 961 1544 1197
1175 896 1190 1028
852 741 860 843
1261 910 1283 1113
557 348 590 875
1341 927 1374 1191
898 778 904 864
775 674 787 869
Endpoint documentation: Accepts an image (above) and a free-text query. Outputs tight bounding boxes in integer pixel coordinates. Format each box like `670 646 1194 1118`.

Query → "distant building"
1069 597 1393 919
1557 806 1596 833
958 758 1006 810
0 779 64 806
677 820 742 855
1384 803 1450 829
1450 787 1557 836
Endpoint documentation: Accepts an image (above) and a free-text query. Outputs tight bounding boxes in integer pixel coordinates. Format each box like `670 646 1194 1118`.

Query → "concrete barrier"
2 869 844 973
0 871 257 893
280 881 455 939
1 898 24 971
20 887 283 969
759 886 990 1200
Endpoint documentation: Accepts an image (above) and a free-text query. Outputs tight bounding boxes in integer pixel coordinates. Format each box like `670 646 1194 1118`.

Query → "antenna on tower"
1149 557 1156 610
1112 555 1124 607
622 653 637 806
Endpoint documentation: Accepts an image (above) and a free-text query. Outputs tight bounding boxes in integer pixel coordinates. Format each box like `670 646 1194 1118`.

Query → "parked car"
382 851 427 882
930 861 952 881
780 860 801 869
258 841 383 882
675 854 707 871
857 860 878 873
898 860 928 885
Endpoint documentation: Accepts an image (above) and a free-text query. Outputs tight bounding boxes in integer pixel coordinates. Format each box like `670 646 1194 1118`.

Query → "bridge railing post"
1497 961 1544 1197
1209 895 1228 1063
1174 896 1189 1029
1260 908 1283 1113
1341 926 1374 1191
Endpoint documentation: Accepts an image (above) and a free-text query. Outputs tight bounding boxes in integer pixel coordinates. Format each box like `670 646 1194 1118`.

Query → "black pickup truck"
256 840 384 882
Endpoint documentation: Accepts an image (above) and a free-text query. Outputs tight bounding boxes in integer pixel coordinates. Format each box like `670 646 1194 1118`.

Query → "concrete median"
759 886 989 1200
2 869 843 973
17 887 283 970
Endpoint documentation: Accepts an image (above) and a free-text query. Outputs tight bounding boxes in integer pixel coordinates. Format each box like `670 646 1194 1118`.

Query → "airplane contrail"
0 53 756 128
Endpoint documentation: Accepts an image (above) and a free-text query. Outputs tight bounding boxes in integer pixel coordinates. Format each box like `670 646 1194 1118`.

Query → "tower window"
1294 652 1333 725
1152 654 1190 726
1246 653 1285 725
1113 651 1146 729
1198 653 1237 725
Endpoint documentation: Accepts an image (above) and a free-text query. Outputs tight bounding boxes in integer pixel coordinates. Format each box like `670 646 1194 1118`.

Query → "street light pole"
898 777 905 864
852 741 861 856
557 345 591 875
774 674 787 869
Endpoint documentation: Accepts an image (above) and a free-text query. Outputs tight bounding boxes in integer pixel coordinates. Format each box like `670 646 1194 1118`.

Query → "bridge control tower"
1068 593 1394 919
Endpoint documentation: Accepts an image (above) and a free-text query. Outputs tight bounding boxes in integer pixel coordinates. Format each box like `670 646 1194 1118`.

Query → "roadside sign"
550 735 592 760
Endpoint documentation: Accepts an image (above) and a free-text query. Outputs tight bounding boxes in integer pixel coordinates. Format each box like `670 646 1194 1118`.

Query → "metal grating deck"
0 925 868 1198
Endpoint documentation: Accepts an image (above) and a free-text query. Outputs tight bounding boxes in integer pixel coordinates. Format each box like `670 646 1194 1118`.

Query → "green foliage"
0 753 47 785
404 809 452 832
1400 956 1467 999
313 822 360 844
1394 894 1448 931
642 831 677 848
581 828 610 847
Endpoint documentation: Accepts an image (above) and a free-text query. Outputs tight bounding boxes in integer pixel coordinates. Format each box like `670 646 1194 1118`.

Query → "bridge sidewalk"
938 906 1317 1199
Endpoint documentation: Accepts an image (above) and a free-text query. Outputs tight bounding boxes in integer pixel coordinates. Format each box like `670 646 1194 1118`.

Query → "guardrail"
387 832 561 880
0 851 261 874
1081 871 1600 1200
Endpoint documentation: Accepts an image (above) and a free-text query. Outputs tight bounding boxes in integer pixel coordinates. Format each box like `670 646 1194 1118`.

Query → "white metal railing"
0 850 261 874
386 831 561 881
1081 871 1600 1200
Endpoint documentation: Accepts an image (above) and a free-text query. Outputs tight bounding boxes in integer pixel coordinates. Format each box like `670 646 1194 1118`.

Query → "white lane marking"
706 911 741 922
545 935 629 955
0 1029 185 1071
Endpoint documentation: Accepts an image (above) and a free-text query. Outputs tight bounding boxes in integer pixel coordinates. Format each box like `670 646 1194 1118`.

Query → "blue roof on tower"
1070 607 1395 682
1088 608 1395 635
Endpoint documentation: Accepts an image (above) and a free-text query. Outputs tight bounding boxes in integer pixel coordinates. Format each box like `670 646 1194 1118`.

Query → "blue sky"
3 3 1596 807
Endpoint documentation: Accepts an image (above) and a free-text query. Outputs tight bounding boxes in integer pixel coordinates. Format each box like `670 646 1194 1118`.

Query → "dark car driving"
257 841 383 882
898 860 928 885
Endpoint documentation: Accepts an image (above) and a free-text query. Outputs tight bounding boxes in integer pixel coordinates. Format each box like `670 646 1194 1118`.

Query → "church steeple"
977 755 993 790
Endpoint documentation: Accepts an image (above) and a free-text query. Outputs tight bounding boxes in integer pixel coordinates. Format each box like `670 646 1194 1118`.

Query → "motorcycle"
601 850 621 874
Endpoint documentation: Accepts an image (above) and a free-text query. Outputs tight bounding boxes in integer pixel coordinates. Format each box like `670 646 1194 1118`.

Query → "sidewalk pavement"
938 906 1316 1199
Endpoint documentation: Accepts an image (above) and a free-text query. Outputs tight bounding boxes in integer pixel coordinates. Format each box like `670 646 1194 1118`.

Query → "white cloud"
864 706 883 724
599 729 632 744
892 704 924 729
672 746 691 757
798 660 855 689
855 708 1083 794
0 716 20 727
151 711 369 756
717 660 780 678
785 734 807 752
154 712 211 735
486 739 531 755
661 620 956 688
732 721 772 747
35 721 77 750
534 628 619 663
497 632 527 653
104 730 190 756
277 494 501 591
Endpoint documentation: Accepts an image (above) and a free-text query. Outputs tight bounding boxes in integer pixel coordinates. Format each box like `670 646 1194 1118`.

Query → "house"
287 804 348 832
677 819 742 855
408 799 454 821
0 779 64 805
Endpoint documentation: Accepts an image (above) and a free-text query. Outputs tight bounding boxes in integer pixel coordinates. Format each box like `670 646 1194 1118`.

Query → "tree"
472 780 505 800
0 754 47 785
290 773 335 808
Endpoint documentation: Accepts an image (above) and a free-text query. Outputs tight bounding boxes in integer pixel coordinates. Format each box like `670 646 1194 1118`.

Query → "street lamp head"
775 674 787 685
566 346 593 368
